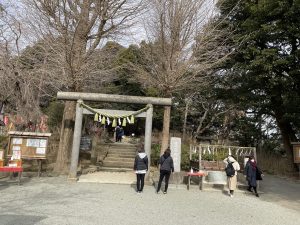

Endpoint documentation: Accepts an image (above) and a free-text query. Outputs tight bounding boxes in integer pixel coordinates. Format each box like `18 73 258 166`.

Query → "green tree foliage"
114 44 146 97
42 101 64 130
215 0 300 167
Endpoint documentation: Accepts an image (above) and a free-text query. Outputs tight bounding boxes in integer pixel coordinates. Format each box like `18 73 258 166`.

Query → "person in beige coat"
223 155 240 197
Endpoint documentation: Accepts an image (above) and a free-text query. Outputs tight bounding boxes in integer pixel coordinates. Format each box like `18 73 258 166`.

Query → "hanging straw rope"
80 102 151 126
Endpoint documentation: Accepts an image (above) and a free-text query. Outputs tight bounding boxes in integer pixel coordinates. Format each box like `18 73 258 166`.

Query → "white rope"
240 149 244 156
207 146 211 154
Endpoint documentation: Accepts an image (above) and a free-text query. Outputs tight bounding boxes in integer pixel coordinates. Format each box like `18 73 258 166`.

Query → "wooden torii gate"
57 92 172 180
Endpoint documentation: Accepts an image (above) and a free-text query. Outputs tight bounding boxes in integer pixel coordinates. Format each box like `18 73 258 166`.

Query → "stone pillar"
170 137 181 172
144 104 153 169
68 99 83 181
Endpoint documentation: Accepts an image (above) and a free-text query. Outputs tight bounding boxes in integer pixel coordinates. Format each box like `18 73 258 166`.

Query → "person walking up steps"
119 127 124 142
133 145 148 193
156 148 174 194
245 156 263 197
115 126 120 142
223 155 240 197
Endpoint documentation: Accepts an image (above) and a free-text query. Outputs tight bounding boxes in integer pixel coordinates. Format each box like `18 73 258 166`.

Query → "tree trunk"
182 100 189 141
182 98 191 141
53 30 86 174
161 106 171 154
274 110 298 172
271 91 298 172
53 101 76 174
91 135 99 165
193 109 209 142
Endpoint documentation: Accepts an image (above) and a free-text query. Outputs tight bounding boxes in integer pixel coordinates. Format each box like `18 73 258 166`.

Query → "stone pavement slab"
0 176 299 225
78 171 136 184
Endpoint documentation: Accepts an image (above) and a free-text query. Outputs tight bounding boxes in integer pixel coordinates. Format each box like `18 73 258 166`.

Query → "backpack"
225 162 235 177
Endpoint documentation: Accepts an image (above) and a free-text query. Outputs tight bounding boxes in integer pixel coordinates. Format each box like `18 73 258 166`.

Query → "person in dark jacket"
133 146 148 193
118 127 124 142
115 126 120 142
156 148 174 194
244 156 263 197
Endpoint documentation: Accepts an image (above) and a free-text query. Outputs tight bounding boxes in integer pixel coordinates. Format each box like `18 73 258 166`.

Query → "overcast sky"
1 0 216 49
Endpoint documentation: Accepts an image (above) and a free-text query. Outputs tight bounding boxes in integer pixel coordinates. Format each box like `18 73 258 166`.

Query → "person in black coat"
115 126 120 142
133 146 148 193
156 148 174 194
244 156 263 197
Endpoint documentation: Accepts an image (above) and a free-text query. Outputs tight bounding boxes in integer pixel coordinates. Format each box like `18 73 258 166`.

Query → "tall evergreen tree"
215 0 300 169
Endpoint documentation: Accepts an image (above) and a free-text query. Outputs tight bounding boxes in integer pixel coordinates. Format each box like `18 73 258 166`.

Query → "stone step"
108 146 137 150
107 150 136 154
107 153 136 158
108 149 136 153
108 150 136 154
108 146 136 149
105 157 134 163
109 144 137 149
102 161 133 168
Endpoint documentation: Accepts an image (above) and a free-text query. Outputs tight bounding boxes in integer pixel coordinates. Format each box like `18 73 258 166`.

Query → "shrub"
181 144 190 171
43 101 64 130
151 143 161 166
0 135 8 148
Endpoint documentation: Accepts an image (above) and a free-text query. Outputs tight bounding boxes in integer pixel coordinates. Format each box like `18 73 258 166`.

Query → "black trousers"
248 185 258 193
136 174 145 191
117 135 122 142
157 170 171 192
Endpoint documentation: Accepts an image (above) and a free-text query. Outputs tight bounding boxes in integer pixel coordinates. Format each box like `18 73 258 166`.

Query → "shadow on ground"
0 176 32 191
259 174 300 211
0 214 47 225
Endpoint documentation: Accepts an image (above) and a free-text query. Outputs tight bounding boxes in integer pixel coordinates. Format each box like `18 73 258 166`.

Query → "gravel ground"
0 176 299 225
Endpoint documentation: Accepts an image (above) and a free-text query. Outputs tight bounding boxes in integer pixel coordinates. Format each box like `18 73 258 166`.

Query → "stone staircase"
101 143 137 172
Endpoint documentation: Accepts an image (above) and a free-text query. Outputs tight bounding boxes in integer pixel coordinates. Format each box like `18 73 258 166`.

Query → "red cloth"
187 172 206 176
250 160 257 170
0 167 23 172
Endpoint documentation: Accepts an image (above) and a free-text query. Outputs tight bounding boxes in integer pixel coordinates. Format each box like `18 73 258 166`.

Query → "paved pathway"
259 174 300 211
0 175 299 225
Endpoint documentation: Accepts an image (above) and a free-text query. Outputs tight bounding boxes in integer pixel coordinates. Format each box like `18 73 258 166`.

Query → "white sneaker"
230 194 233 198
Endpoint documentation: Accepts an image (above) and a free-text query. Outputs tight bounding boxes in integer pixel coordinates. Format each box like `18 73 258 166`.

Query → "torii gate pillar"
68 102 154 180
69 100 84 180
144 104 153 168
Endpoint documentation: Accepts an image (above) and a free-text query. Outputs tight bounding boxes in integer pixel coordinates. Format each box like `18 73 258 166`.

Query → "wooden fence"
189 144 256 171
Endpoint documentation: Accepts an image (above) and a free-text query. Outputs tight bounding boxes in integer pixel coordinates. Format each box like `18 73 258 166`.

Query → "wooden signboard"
292 142 300 163
7 131 51 159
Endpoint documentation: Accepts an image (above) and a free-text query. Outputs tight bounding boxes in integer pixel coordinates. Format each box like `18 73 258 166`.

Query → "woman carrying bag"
156 148 174 194
245 156 263 197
